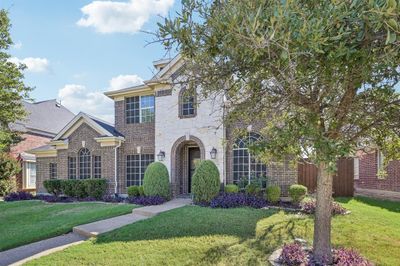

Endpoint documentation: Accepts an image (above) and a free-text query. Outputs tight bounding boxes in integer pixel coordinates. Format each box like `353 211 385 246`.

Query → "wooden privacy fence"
297 158 354 197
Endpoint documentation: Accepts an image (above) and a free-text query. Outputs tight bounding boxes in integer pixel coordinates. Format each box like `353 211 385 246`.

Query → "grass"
26 197 400 266
0 200 135 251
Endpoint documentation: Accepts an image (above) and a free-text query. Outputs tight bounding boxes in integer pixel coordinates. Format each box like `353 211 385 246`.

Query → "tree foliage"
158 0 400 262
0 9 32 152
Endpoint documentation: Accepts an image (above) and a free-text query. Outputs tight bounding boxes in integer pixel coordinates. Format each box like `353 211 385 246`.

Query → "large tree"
0 9 31 152
158 0 400 262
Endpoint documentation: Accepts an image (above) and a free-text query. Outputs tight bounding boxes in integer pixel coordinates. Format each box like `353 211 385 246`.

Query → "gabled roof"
53 112 123 141
104 54 183 100
10 100 75 137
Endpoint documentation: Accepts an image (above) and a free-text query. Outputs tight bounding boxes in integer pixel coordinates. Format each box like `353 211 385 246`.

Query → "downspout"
114 140 122 195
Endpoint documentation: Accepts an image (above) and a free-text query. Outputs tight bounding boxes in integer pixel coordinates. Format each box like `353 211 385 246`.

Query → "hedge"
191 160 220 203
127 185 140 197
143 162 170 199
45 179 107 199
224 184 239 193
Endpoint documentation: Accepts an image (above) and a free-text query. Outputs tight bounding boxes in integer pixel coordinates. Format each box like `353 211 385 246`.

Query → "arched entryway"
171 135 205 196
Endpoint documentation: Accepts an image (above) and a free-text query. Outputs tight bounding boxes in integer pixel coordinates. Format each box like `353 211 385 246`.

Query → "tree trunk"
313 163 333 263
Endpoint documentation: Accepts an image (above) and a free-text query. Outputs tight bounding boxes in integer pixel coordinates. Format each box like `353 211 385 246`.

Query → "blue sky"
1 0 180 122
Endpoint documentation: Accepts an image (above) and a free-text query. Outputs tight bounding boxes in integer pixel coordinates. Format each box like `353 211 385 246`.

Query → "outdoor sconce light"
210 147 217 159
157 150 165 161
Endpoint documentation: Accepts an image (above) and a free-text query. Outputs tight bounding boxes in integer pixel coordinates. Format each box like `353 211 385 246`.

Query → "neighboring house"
30 55 297 197
9 100 74 191
354 150 400 200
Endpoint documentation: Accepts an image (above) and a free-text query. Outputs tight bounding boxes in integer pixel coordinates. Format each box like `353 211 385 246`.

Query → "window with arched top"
233 132 267 184
179 86 196 118
79 148 91 179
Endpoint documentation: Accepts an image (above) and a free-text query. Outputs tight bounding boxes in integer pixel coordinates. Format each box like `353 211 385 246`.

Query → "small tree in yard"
158 0 400 263
0 9 32 152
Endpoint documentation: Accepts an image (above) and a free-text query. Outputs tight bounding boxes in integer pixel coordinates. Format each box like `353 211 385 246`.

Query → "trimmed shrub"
289 184 307 204
224 184 239 194
245 183 261 196
85 179 107 200
127 185 140 197
61 180 78 198
139 186 145 196
191 160 220 203
266 185 281 203
43 179 63 195
143 162 170 199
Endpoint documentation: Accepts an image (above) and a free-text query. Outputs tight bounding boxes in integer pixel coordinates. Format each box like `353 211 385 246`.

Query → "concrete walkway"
0 198 191 266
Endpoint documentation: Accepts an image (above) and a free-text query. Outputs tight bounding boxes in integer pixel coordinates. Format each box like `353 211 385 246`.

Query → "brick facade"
355 151 400 193
225 121 297 195
10 133 51 159
115 100 155 194
37 124 116 194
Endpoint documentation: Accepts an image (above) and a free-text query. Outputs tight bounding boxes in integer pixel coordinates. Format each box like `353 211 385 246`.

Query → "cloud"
9 57 50 73
58 84 114 123
77 0 174 34
109 74 143 90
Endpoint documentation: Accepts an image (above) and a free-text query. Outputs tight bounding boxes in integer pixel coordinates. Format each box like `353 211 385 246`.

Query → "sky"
1 0 180 123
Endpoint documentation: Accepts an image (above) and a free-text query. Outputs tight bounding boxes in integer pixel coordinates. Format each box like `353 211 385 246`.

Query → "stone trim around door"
170 135 205 196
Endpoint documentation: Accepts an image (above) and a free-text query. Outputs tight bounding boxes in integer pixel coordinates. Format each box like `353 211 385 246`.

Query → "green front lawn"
0 200 135 251
25 197 400 266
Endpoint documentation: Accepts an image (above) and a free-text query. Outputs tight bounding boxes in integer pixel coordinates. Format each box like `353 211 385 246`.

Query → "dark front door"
188 147 201 193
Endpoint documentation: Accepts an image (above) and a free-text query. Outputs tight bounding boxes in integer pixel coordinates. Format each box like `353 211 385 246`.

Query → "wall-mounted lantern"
210 147 217 159
157 150 165 161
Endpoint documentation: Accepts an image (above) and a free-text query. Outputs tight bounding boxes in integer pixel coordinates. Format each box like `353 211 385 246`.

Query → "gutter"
114 140 122 195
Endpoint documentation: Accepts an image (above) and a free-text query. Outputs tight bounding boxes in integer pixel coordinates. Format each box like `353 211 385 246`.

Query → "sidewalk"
0 198 192 266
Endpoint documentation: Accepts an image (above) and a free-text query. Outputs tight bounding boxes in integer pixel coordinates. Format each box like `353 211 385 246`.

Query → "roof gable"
53 112 123 140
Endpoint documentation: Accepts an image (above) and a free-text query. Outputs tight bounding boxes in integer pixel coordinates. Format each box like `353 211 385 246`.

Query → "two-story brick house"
30 55 297 196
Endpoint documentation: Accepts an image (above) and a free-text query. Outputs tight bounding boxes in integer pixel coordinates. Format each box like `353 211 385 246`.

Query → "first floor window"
93 156 101 178
233 132 267 185
68 157 77 179
25 162 36 189
126 154 154 187
79 148 91 179
49 163 57 179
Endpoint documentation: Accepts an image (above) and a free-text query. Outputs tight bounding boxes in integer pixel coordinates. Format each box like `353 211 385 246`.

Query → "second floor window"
179 86 196 118
126 95 155 124
49 163 57 179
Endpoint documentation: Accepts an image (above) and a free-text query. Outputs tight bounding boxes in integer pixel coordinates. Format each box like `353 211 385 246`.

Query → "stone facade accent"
355 151 400 193
170 135 205 195
155 84 225 188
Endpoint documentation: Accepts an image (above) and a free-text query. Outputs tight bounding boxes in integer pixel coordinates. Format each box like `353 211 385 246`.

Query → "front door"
188 147 201 193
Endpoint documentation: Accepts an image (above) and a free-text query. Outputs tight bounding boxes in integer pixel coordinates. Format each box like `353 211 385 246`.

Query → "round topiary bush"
127 185 140 197
224 184 239 194
191 160 220 203
289 184 308 204
266 185 281 203
143 162 170 199
245 183 261 195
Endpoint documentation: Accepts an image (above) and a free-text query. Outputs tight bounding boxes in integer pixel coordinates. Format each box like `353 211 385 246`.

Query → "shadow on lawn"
350 196 400 213
93 206 312 265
